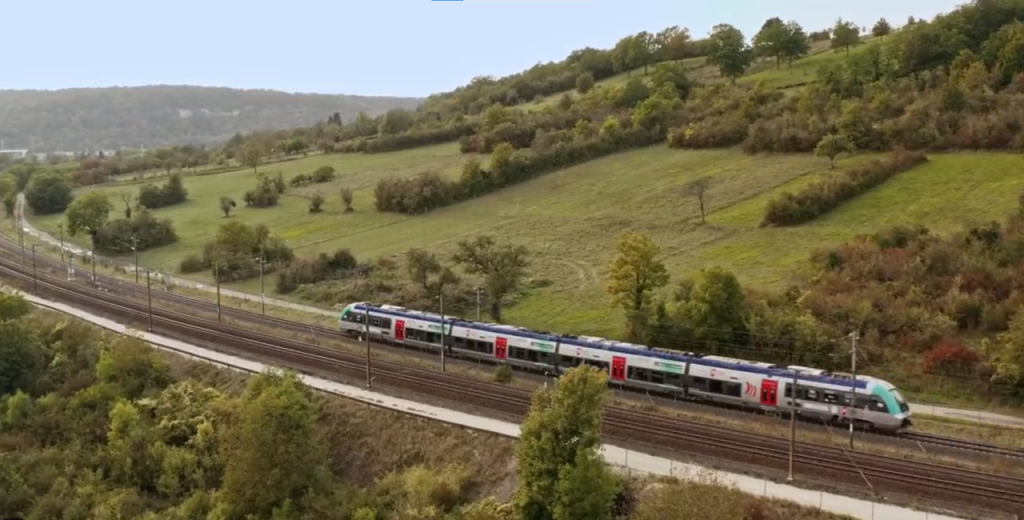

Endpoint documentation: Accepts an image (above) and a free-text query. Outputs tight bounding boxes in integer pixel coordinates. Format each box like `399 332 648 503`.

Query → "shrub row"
336 123 478 154
375 121 659 215
275 249 360 294
761 148 929 227
138 173 188 209
289 166 335 186
94 210 178 254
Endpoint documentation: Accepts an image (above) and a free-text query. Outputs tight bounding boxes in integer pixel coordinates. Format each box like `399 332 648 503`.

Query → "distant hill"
0 85 423 151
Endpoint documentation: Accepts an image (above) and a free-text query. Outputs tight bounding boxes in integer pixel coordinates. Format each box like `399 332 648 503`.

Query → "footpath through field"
15 194 1024 430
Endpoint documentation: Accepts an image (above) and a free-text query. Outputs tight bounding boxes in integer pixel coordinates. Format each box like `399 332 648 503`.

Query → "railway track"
0 251 1022 517
4 236 1022 461
902 431 1024 458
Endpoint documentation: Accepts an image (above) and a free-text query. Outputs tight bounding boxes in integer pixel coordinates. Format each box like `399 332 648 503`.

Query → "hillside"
11 0 1024 409
0 85 423 151
0 297 853 520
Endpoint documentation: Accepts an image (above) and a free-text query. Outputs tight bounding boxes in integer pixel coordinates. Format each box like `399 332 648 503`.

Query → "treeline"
375 118 660 214
68 144 214 186
605 204 1024 402
761 148 929 226
64 191 178 254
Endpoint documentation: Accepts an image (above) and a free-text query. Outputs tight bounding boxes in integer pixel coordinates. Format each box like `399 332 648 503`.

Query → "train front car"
867 378 912 432
338 302 367 337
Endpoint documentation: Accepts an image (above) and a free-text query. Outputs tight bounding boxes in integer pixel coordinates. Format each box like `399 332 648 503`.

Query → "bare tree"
683 176 712 224
340 187 354 213
118 190 133 219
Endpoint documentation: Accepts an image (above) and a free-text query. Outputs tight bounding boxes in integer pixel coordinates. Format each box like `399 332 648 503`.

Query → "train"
338 301 912 433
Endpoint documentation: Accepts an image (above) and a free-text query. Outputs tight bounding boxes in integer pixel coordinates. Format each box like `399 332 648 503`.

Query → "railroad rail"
901 431 1024 458
0 252 1022 517
2 235 1021 461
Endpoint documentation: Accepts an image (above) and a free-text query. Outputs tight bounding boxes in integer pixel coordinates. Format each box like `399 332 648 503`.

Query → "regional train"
338 302 912 433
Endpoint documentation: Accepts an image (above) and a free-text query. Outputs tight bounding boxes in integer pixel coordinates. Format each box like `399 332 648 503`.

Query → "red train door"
760 379 778 407
610 356 626 381
495 337 507 359
394 320 405 341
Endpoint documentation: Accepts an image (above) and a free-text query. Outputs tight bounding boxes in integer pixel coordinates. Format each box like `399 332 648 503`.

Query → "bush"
761 148 929 227
289 173 310 187
179 254 205 274
922 337 981 376
26 172 75 215
275 249 358 293
138 173 188 209
309 193 325 213
243 174 281 208
311 166 336 183
93 209 178 253
494 366 513 384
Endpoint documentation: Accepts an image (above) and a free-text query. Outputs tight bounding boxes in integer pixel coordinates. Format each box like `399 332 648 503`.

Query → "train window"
723 382 742 398
628 367 649 382
823 392 838 404
805 389 818 401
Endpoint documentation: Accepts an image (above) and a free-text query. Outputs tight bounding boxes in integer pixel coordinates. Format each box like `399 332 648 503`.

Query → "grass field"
30 143 1024 339
522 37 882 111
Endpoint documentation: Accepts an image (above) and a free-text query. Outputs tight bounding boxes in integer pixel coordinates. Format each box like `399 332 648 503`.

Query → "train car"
339 302 911 433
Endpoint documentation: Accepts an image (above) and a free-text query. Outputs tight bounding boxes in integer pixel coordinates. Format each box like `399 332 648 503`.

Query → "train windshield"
890 388 910 413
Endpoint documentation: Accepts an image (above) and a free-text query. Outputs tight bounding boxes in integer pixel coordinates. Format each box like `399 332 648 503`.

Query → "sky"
3 0 965 99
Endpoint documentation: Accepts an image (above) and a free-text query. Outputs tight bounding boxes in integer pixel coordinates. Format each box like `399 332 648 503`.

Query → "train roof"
350 303 872 390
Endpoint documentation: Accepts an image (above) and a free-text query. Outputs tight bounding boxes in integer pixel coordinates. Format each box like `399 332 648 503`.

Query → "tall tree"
706 24 753 82
683 176 712 224
831 18 862 55
515 365 618 520
65 191 113 246
753 18 791 68
239 141 263 174
872 17 893 40
783 21 812 65
219 370 324 519
452 236 529 321
606 231 670 340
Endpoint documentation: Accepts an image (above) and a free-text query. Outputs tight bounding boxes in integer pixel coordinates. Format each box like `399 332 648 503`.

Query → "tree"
515 365 618 520
753 18 791 68
405 248 458 301
831 18 861 55
872 18 892 40
119 190 133 219
814 133 855 168
25 172 74 215
308 192 325 213
575 72 595 94
340 187 354 213
706 24 752 82
219 370 324 519
239 141 263 174
677 267 748 351
683 176 712 224
65 191 113 246
783 21 811 65
219 196 236 218
452 236 529 321
661 27 692 62
0 295 37 396
605 232 670 340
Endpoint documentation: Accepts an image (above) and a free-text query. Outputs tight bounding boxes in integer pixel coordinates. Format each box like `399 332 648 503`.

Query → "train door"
610 356 627 381
760 379 778 407
495 337 508 359
394 320 405 341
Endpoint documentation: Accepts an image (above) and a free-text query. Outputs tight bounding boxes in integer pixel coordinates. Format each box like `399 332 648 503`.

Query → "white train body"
339 302 912 433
